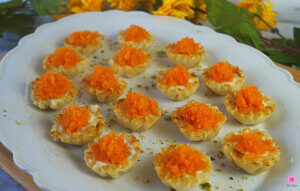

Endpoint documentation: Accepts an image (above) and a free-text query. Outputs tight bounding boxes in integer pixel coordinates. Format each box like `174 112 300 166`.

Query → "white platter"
0 11 300 191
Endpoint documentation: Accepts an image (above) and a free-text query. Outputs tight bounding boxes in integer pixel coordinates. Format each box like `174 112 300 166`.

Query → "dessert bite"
172 101 226 141
84 132 141 178
202 61 245 95
154 144 213 191
108 44 152 77
165 37 205 68
82 65 127 103
114 92 162 132
224 85 275 125
156 65 199 101
118 24 154 50
51 104 105 145
30 72 77 110
42 47 89 78
222 128 281 175
64 30 104 56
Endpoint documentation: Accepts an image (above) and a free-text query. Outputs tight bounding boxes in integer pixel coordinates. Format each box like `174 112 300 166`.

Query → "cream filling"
167 77 198 90
219 76 239 86
94 138 136 167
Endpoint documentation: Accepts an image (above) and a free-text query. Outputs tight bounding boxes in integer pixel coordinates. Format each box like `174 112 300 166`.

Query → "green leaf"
293 27 300 47
0 8 35 37
0 0 24 9
204 0 264 49
153 0 162 10
29 0 66 15
265 50 300 66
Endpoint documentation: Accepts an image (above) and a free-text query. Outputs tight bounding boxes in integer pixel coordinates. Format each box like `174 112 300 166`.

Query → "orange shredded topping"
89 132 130 164
65 31 101 46
227 129 275 158
235 85 265 113
60 104 90 134
82 65 121 90
209 61 236 83
32 72 71 100
124 25 151 42
168 37 200 55
180 102 225 132
123 92 158 118
161 65 191 87
160 144 207 176
115 45 147 67
48 47 82 69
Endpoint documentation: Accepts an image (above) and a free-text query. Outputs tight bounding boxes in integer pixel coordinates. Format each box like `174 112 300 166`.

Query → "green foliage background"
0 0 299 67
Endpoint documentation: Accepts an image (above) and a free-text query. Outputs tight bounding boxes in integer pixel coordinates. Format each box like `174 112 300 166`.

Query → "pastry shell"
156 70 199 101
114 99 162 132
31 82 77 110
201 66 245 96
82 74 127 103
50 105 105 145
154 144 213 191
108 50 152 77
165 46 205 69
224 92 275 125
222 128 281 175
172 102 226 141
117 30 154 50
84 133 142 178
64 36 104 57
42 55 89 78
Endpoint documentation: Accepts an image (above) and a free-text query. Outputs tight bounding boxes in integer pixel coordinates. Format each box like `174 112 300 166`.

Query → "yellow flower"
152 0 195 20
195 0 207 21
107 0 136 11
238 0 277 30
68 0 104 13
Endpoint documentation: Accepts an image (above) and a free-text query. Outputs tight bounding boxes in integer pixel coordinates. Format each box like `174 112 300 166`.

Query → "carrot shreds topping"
227 129 275 158
123 92 158 118
124 25 151 42
161 65 191 87
235 85 265 113
161 144 207 176
168 37 200 55
32 72 72 100
209 61 236 83
89 132 130 164
180 102 225 132
65 31 101 46
82 65 121 90
115 45 147 67
60 104 90 134
48 47 82 69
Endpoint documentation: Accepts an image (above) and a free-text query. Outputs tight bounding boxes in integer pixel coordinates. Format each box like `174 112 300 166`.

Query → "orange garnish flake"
181 102 225 132
115 45 147 67
209 61 236 83
227 129 275 158
123 92 158 118
124 25 151 42
60 104 90 134
169 37 200 55
235 85 265 113
82 65 121 90
89 132 130 164
32 72 71 100
162 65 191 87
65 31 101 46
161 144 207 176
48 47 82 69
